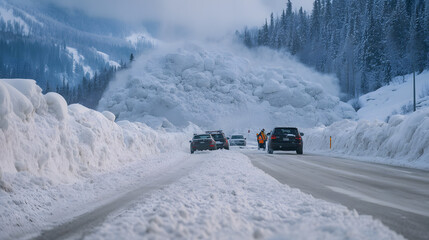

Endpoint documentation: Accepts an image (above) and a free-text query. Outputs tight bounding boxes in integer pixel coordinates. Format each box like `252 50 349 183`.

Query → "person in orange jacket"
261 129 267 142
257 129 267 150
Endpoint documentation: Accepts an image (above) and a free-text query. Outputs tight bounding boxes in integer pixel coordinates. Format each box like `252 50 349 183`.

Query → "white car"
229 135 246 146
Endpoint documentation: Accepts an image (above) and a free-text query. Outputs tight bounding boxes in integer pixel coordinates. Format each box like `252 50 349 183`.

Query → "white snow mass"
98 43 357 131
0 78 197 189
304 109 429 170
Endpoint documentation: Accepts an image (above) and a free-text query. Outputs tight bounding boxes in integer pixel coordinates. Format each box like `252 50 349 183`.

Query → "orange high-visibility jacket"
261 132 267 141
258 134 264 143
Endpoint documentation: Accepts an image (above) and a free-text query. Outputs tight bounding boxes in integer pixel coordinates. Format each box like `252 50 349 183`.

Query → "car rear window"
231 135 244 139
274 128 298 135
211 134 224 140
193 135 212 140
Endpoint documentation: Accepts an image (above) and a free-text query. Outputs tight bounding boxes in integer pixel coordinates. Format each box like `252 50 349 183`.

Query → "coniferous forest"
0 0 151 109
241 0 429 100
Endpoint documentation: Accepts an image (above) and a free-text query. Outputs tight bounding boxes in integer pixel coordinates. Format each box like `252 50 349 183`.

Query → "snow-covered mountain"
0 0 155 92
98 42 357 131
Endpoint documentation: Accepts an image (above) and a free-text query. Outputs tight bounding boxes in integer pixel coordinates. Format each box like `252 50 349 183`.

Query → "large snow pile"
356 70 429 121
304 108 429 170
83 151 402 240
98 43 356 131
0 79 197 191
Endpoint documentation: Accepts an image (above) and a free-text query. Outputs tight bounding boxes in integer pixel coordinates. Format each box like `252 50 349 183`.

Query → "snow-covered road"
15 150 402 240
247 150 429 240
33 154 201 240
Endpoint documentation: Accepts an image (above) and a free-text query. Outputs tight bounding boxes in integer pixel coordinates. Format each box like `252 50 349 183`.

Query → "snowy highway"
6 150 403 240
246 151 429 240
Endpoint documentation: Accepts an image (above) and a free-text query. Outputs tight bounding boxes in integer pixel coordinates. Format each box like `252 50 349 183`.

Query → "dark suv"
190 134 217 154
206 130 229 150
267 127 304 154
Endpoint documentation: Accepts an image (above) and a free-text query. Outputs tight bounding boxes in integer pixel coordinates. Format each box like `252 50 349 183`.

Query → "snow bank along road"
246 150 429 240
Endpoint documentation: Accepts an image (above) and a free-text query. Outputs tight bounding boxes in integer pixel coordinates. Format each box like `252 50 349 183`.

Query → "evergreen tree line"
240 0 429 99
0 29 74 90
52 66 118 109
0 20 133 109
1 0 152 110
0 22 123 89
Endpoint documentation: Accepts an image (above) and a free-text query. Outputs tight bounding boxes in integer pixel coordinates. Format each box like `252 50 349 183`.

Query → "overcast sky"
42 0 314 40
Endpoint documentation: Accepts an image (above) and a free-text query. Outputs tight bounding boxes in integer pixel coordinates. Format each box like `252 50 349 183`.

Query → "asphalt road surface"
246 151 429 240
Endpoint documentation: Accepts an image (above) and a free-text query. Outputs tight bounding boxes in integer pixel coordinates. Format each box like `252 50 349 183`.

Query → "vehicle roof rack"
205 130 223 133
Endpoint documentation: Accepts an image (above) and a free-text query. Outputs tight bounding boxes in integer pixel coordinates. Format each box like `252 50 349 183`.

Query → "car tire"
191 149 194 154
296 147 303 155
268 148 273 154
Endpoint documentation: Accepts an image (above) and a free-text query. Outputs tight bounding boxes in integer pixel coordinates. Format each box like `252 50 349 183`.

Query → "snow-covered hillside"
98 43 356 131
0 79 197 191
126 32 160 48
356 71 429 122
0 5 30 34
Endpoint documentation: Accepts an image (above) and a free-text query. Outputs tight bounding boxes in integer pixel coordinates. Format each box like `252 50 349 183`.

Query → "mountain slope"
0 0 154 92
356 71 429 122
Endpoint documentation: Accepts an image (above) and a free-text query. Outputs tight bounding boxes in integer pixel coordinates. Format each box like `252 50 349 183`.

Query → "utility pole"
413 70 416 112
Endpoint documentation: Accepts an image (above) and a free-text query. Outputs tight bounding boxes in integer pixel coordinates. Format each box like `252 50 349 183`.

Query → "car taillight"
225 139 228 143
271 135 277 139
209 144 215 147
295 136 301 141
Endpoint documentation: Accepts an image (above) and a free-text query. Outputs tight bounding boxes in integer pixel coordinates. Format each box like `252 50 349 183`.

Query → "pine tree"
363 14 385 90
243 28 252 48
259 19 269 46
45 81 51 93
386 0 410 76
426 0 429 68
408 0 427 73
310 0 322 41
286 0 293 17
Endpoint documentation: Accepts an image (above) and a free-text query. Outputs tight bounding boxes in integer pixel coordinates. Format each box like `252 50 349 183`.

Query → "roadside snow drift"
98 43 356 131
304 108 429 170
0 79 196 190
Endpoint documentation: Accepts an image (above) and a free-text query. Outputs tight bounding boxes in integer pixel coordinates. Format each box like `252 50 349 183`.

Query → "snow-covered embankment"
304 109 429 169
0 79 195 191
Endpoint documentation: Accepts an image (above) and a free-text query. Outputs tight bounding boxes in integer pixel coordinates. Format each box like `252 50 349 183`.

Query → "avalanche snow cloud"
98 43 356 131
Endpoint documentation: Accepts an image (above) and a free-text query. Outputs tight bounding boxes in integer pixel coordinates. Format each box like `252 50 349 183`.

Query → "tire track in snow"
30 157 201 240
